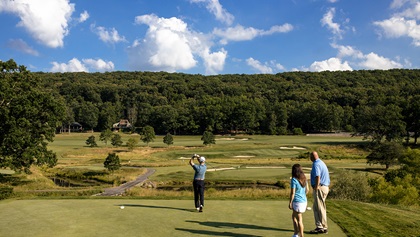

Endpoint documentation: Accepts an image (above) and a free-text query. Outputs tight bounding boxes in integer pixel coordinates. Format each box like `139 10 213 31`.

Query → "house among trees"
57 122 83 133
112 119 132 131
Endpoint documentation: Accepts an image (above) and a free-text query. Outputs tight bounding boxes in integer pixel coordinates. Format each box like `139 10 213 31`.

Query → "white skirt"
292 202 307 213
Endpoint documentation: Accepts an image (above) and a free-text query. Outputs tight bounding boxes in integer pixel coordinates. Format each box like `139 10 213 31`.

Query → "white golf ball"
120 206 125 209
306 207 312 210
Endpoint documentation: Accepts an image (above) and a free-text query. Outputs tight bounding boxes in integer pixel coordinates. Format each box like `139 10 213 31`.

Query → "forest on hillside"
37 69 420 143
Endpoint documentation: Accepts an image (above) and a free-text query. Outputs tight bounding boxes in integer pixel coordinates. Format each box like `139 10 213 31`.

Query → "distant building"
112 119 132 131
57 122 83 133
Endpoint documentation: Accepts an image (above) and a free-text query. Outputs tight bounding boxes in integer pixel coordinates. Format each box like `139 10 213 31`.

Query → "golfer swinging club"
189 154 207 212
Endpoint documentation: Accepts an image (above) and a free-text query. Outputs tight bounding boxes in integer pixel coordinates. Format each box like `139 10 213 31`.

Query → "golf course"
1 133 420 237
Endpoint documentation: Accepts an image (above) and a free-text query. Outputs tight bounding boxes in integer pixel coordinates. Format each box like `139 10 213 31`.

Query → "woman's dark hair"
292 164 306 187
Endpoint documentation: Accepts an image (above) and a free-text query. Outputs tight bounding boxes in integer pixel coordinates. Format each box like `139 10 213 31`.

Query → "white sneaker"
196 207 200 211
292 235 299 237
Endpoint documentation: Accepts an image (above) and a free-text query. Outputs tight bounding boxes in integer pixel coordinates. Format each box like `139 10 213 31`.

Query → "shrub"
370 175 419 206
293 128 304 135
85 135 98 147
329 170 371 202
104 153 121 172
0 185 13 200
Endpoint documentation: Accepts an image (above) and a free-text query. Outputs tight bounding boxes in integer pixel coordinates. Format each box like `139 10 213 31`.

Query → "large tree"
367 141 404 170
141 125 155 146
354 104 406 144
0 60 65 172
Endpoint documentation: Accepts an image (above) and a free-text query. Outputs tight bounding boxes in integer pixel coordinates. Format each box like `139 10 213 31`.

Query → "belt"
312 184 328 188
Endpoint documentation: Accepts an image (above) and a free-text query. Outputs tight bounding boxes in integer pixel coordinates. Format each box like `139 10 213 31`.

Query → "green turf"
0 199 346 237
328 200 420 237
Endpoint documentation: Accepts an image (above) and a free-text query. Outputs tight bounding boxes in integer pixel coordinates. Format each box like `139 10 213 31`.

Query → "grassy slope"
328 200 420 237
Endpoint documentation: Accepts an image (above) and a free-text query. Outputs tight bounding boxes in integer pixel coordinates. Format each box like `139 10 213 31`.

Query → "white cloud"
82 59 114 72
78 10 89 23
359 52 402 69
321 8 343 40
331 43 404 70
189 0 234 25
202 48 227 74
374 17 420 46
390 0 412 9
51 58 87 72
395 1 420 20
246 58 286 74
375 1 420 46
50 58 114 72
129 14 226 74
213 24 293 44
310 57 352 72
332 44 364 59
0 0 75 48
7 39 39 56
92 25 127 44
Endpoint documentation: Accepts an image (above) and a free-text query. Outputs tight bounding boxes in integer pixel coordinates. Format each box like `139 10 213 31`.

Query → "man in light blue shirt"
310 151 330 234
190 154 207 212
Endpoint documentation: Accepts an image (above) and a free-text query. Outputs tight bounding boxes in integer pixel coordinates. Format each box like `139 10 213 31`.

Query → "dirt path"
95 168 155 196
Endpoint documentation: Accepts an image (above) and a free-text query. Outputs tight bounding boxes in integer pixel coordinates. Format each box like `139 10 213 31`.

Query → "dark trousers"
193 179 205 208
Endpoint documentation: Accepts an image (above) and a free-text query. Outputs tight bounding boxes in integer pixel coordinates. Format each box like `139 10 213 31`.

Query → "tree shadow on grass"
345 167 386 175
186 220 288 232
116 204 196 212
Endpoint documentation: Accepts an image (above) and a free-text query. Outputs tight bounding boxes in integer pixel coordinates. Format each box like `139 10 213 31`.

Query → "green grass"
0 199 347 237
4 133 418 236
328 200 420 237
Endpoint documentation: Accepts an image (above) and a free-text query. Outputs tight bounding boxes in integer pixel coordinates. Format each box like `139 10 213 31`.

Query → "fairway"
0 199 346 237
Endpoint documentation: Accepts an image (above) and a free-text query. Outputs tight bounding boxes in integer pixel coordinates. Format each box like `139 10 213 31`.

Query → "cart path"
95 168 155 196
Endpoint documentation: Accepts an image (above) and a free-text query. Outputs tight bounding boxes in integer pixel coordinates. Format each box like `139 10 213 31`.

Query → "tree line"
37 67 420 144
2 59 420 172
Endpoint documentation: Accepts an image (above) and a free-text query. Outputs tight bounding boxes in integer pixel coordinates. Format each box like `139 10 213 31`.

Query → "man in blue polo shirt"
189 154 207 212
309 151 330 234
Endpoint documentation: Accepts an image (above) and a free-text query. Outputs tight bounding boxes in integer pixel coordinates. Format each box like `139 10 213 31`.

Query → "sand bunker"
279 146 306 150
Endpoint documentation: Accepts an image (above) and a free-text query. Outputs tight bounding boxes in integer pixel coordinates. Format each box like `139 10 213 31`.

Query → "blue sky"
0 0 419 75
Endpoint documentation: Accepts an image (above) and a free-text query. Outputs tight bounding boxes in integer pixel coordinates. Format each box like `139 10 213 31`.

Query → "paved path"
95 168 155 196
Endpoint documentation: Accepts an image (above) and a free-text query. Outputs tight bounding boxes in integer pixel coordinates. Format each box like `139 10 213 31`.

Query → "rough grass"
328 200 420 237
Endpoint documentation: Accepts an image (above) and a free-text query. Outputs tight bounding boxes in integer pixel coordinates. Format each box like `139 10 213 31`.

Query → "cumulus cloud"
374 17 420 46
202 48 227 74
50 58 114 72
359 52 403 69
213 24 293 44
310 57 352 72
330 43 403 70
7 39 39 56
82 59 114 71
92 25 127 44
189 0 234 25
246 58 286 74
129 14 226 74
0 0 75 48
374 1 420 46
51 58 87 72
321 8 343 40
